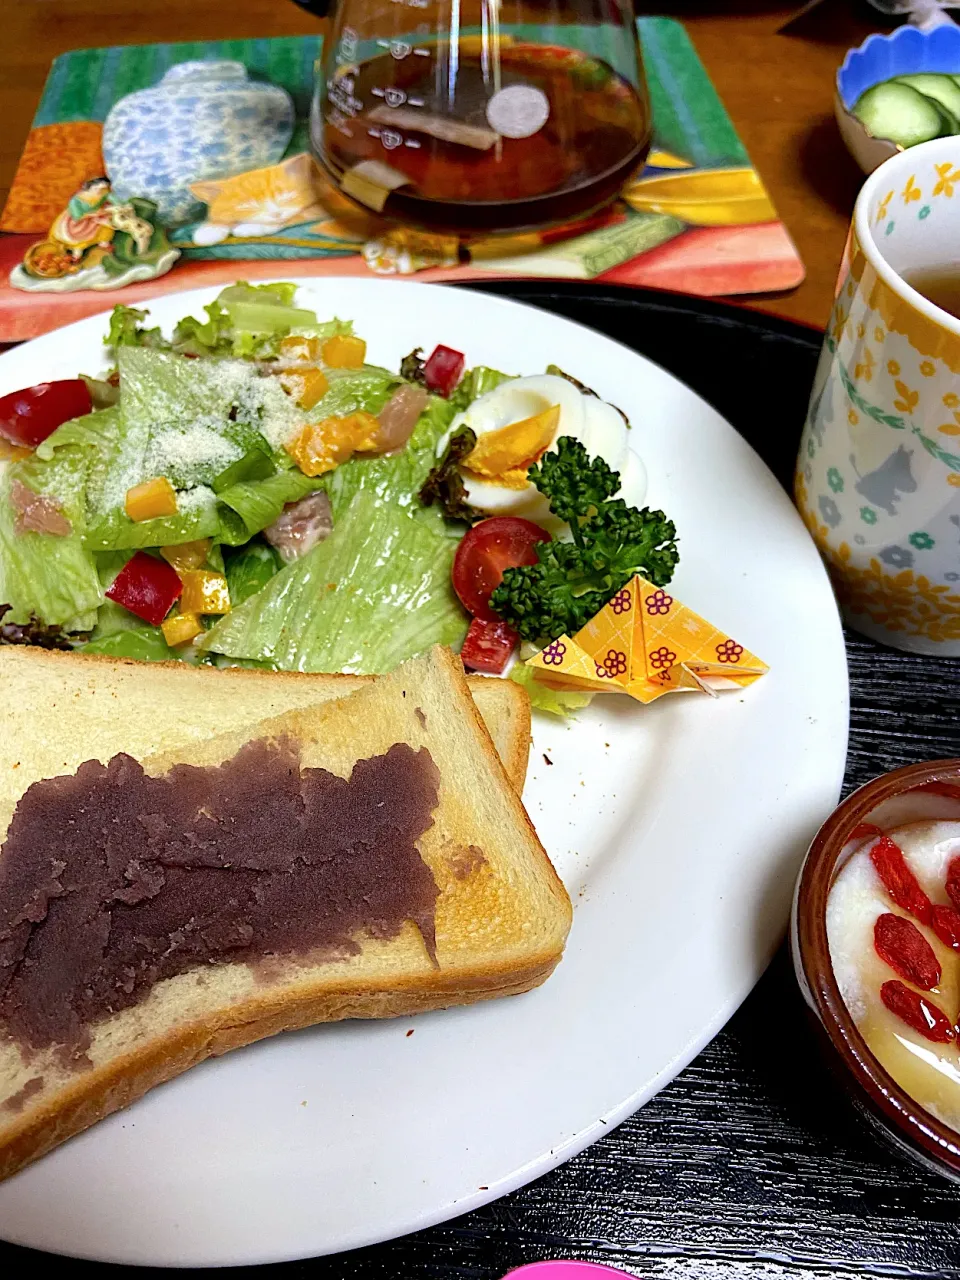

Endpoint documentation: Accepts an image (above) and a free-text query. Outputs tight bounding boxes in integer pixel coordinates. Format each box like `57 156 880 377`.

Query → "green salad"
0 281 679 710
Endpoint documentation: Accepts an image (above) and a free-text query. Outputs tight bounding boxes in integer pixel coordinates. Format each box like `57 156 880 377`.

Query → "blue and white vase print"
102 61 295 226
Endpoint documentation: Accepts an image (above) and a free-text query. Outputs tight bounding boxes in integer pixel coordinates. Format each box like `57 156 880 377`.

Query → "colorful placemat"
0 19 803 343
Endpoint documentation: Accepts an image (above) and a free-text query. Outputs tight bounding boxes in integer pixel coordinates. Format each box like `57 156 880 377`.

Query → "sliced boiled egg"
441 374 646 528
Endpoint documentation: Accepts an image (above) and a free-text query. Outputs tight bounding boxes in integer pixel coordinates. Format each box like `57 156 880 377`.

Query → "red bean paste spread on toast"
0 738 440 1055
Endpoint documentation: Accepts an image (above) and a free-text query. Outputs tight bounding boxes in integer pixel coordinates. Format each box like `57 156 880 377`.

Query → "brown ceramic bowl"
791 760 960 1182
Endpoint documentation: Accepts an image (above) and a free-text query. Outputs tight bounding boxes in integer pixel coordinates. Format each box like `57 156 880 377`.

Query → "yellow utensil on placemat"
623 166 777 226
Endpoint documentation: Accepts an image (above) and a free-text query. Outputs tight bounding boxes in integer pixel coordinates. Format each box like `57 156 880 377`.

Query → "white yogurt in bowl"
827 804 960 1134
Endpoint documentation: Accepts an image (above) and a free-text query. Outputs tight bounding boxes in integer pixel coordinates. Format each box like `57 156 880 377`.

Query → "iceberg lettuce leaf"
216 469 325 545
320 392 457 524
0 464 102 628
508 662 594 717
200 488 467 673
107 283 349 360
224 541 280 606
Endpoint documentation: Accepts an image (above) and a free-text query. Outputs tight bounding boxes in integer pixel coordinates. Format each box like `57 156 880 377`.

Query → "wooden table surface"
0 0 884 332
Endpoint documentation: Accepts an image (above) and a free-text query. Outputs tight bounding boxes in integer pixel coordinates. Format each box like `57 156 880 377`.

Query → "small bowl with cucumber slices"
837 23 960 172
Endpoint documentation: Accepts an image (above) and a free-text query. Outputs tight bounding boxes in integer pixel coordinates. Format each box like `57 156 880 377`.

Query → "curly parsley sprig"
489 437 679 642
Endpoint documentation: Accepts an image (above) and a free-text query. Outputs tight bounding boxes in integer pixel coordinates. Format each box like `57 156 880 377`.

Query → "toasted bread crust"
0 954 560 1182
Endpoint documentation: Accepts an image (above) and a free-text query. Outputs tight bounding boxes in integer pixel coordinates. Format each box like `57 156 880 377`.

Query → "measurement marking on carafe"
367 127 404 150
367 125 421 151
377 38 413 60
336 27 358 65
371 87 420 109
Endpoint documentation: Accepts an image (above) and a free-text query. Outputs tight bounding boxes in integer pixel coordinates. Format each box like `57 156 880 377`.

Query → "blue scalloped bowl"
836 24 960 172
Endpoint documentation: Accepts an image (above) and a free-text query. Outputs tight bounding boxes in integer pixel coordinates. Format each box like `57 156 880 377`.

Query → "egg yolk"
463 404 560 484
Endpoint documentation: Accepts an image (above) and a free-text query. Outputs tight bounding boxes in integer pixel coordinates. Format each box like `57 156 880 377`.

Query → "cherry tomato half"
0 379 92 449
452 516 550 622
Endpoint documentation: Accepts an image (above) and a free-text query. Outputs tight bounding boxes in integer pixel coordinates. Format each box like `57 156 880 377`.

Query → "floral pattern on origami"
645 589 672 616
542 640 566 665
603 649 627 677
649 645 676 670
716 639 744 664
611 589 632 615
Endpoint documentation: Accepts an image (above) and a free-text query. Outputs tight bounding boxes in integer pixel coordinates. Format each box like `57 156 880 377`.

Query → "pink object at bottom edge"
504 1264 634 1278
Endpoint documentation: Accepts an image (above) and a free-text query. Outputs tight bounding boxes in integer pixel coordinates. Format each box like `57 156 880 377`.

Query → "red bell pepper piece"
106 551 183 626
423 345 465 398
460 616 518 675
0 380 92 449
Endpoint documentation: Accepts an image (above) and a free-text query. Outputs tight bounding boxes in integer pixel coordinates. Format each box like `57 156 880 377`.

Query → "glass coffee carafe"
296 0 652 235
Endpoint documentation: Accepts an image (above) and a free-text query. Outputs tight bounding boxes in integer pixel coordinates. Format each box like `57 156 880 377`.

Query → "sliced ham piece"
375 384 429 452
9 478 72 537
263 489 333 563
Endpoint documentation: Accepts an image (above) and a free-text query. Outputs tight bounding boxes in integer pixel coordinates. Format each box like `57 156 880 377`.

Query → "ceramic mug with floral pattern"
797 136 960 655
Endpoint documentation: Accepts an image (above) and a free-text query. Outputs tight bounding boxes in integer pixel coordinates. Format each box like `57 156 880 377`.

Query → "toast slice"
0 646 531 793
0 647 569 1180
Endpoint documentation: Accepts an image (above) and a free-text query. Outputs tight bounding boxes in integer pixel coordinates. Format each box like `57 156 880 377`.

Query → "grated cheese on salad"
176 485 218 518
233 369 305 451
145 424 242 487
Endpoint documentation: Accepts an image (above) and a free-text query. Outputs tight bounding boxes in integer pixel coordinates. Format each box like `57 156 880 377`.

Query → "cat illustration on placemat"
188 154 330 245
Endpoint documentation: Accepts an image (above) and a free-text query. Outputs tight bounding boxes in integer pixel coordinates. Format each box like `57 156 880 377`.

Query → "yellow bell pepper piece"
161 612 204 647
284 412 380 477
345 410 382 453
279 335 323 362
322 334 366 369
0 440 31 462
179 570 231 615
279 367 329 410
464 405 560 479
160 538 211 572
125 476 178 522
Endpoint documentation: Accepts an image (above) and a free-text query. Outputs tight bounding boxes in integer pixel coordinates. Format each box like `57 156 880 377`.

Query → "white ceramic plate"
0 280 848 1266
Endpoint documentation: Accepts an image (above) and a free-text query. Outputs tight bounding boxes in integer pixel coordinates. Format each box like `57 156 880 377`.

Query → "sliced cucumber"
934 99 960 137
894 73 960 128
852 81 944 148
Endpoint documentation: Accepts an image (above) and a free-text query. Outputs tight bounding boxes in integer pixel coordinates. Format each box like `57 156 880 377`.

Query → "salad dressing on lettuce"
0 280 671 683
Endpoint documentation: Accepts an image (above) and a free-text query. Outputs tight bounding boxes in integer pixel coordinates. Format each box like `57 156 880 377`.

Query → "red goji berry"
874 913 941 989
931 903 960 951
870 835 933 925
945 855 960 914
880 981 955 1043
